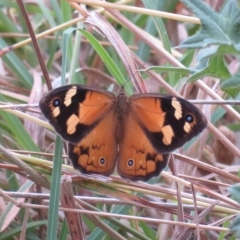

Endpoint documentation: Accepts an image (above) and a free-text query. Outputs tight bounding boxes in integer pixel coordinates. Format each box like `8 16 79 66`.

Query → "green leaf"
229 183 240 236
187 55 231 82
58 219 69 240
0 220 48 240
179 49 195 67
230 215 240 237
6 170 19 191
141 66 193 75
228 123 240 132
139 221 157 240
221 68 240 97
229 184 240 202
0 7 20 33
180 0 240 49
219 219 231 240
86 205 151 240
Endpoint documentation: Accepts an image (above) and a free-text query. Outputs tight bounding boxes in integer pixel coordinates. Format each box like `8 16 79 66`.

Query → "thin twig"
0 100 240 110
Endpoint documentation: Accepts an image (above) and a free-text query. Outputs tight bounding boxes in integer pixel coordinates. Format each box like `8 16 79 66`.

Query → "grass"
0 0 240 239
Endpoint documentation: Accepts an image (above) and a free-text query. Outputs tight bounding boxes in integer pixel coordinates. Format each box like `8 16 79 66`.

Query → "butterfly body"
39 84 207 181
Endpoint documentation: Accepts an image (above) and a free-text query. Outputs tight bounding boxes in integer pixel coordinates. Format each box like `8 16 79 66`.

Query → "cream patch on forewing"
52 107 60 117
67 114 79 134
64 86 77 107
171 98 182 120
161 125 174 145
184 122 191 133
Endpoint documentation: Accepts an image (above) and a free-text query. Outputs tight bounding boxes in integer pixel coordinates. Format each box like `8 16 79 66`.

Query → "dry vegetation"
0 0 240 239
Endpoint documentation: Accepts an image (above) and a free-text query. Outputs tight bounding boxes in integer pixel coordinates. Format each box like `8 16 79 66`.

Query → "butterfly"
39 84 207 181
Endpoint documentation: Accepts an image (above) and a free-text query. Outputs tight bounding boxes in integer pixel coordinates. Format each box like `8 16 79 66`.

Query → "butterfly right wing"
129 94 207 153
117 112 169 181
117 94 207 181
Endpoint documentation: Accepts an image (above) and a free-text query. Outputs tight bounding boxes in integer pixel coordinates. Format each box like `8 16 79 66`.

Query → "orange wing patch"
68 110 118 175
64 91 114 136
78 91 114 125
117 113 169 181
130 97 166 132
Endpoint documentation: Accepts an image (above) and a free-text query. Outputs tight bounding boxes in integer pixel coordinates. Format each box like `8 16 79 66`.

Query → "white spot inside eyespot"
99 156 106 166
52 107 60 117
64 86 77 107
161 125 174 145
66 114 79 134
127 159 134 168
171 98 182 120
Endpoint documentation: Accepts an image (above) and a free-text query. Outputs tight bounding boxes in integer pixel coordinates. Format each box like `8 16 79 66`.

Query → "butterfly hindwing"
68 110 118 176
117 112 169 181
129 94 207 154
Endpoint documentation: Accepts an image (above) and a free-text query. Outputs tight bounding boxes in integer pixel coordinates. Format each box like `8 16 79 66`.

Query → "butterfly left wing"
117 94 207 181
39 84 118 175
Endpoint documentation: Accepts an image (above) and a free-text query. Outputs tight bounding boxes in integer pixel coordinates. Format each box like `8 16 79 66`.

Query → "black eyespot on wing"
99 157 106 166
127 159 134 167
52 98 61 107
119 154 170 182
185 114 194 123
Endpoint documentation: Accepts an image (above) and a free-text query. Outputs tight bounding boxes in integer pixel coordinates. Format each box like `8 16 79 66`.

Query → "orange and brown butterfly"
39 84 207 181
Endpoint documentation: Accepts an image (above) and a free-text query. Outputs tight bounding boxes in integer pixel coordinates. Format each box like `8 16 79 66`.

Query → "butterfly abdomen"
115 90 130 142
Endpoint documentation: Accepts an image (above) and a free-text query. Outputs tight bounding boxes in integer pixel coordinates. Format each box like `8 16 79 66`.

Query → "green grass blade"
0 95 39 151
0 39 33 89
46 137 63 240
79 29 126 87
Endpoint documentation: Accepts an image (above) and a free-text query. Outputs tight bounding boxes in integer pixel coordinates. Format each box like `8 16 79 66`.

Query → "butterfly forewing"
39 85 115 144
129 95 207 154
